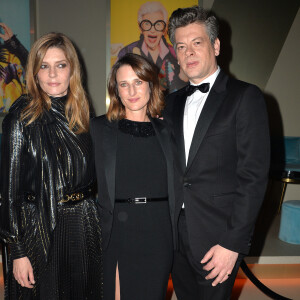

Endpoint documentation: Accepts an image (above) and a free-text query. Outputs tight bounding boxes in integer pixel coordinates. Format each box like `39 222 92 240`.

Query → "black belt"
115 197 168 204
58 185 94 205
21 185 95 206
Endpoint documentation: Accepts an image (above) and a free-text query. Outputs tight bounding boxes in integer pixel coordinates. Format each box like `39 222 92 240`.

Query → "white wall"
265 9 300 201
265 8 300 137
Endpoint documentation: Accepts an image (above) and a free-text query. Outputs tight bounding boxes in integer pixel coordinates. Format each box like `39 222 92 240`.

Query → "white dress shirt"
183 67 221 164
182 67 220 209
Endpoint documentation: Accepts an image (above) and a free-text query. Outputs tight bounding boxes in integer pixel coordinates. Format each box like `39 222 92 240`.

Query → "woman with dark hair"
0 32 102 299
91 53 175 300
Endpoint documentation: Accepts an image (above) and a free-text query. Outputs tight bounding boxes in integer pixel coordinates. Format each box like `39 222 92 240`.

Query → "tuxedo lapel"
102 120 118 208
186 71 228 171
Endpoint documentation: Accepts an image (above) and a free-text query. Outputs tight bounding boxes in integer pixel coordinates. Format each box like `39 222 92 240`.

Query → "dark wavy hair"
168 6 219 47
107 53 164 121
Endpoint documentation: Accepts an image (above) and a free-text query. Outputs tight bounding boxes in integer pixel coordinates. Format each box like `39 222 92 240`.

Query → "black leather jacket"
0 95 96 264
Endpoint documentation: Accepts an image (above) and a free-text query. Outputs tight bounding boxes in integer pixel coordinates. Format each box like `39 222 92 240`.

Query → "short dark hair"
107 53 164 121
168 6 219 46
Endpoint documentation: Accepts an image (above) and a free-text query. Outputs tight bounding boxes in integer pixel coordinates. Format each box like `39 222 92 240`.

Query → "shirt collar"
189 66 221 93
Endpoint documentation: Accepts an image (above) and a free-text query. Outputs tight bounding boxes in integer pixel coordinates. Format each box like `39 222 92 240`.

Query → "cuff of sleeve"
10 242 26 260
219 238 251 255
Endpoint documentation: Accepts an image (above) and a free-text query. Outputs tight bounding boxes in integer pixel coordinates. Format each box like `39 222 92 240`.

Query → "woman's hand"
13 257 35 288
0 23 14 41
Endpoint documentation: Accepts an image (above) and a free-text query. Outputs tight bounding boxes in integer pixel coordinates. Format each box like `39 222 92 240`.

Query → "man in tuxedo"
163 6 270 300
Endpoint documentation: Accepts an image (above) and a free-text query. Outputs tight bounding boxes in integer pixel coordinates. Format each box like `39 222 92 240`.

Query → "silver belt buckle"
134 197 147 204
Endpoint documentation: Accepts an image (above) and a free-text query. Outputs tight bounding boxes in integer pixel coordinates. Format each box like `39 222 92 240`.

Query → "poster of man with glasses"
111 0 196 94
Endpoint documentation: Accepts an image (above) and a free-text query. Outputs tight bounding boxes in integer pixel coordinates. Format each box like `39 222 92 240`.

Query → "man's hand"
0 23 14 41
13 257 35 288
201 244 238 286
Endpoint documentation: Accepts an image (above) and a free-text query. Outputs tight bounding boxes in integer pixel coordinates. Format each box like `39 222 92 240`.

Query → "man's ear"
214 38 220 56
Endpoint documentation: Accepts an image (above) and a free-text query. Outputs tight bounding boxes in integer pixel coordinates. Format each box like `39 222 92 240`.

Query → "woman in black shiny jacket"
0 32 102 300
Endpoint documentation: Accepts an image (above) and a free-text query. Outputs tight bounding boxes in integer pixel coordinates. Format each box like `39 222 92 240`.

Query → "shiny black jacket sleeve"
0 110 27 259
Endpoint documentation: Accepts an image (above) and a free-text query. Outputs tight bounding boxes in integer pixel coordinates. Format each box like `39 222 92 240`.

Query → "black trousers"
172 210 243 300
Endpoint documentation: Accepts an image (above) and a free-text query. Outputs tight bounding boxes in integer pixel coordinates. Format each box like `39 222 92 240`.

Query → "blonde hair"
107 53 164 121
22 32 89 133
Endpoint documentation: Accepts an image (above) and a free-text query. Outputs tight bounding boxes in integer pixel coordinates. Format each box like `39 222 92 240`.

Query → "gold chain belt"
58 187 93 205
59 192 85 204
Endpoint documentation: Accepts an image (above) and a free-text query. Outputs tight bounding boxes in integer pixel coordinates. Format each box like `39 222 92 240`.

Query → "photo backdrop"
0 0 31 113
111 0 197 94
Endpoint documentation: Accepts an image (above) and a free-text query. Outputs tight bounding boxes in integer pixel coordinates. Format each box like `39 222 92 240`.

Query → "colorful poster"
0 0 30 113
111 0 197 94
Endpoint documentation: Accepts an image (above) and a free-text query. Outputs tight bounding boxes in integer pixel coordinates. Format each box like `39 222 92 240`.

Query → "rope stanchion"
240 260 292 300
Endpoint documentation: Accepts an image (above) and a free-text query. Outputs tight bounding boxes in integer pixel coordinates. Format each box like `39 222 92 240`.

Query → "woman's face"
140 11 165 51
37 47 71 97
116 64 150 121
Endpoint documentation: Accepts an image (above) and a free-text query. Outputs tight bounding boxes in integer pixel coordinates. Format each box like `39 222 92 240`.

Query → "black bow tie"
186 83 210 96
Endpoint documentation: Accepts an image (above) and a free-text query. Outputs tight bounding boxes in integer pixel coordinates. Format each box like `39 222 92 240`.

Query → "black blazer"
164 70 270 260
90 115 176 250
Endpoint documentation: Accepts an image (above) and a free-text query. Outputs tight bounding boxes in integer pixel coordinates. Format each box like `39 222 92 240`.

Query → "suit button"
183 182 191 187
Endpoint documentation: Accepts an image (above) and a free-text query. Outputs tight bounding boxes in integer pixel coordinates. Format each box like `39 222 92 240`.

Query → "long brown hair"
21 32 89 133
107 53 164 121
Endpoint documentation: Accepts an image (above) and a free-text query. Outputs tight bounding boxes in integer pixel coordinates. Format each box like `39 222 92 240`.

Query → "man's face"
140 11 165 51
174 22 220 84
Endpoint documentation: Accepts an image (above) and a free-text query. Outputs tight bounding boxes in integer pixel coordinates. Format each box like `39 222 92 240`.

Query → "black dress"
103 119 173 300
0 95 102 299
